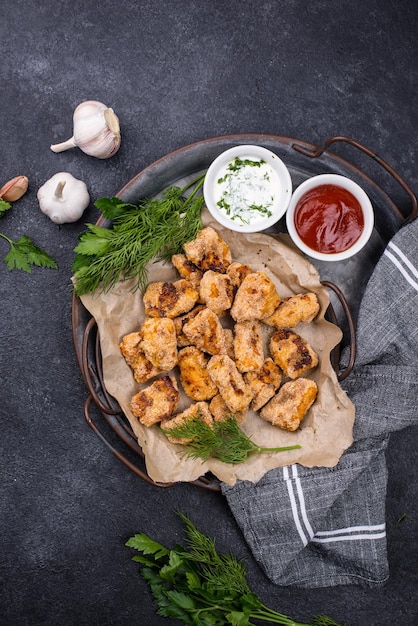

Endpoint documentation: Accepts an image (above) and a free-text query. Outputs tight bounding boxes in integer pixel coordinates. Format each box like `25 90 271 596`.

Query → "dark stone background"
1 1 417 625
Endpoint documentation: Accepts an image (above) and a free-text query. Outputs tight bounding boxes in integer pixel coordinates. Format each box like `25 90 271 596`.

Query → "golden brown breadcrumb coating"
230 271 280 322
199 270 234 315
177 346 218 401
119 331 162 383
171 253 203 290
207 354 253 413
244 357 282 411
269 329 319 379
233 320 264 373
260 378 318 431
226 262 253 288
264 292 320 329
143 279 199 318
130 376 180 427
172 305 206 347
140 317 178 371
208 394 247 425
183 226 232 272
182 308 226 355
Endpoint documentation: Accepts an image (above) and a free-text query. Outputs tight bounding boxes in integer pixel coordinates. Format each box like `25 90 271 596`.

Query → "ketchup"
294 184 364 254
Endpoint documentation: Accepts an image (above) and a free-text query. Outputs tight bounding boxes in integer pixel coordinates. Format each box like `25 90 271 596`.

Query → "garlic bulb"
38 172 90 224
50 100 121 159
0 175 29 202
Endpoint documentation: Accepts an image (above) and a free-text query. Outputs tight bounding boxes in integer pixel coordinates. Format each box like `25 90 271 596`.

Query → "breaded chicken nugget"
199 270 234 316
130 376 179 427
230 271 280 322
222 328 235 360
226 262 253 288
207 354 253 413
119 331 162 383
233 320 264 373
160 402 213 444
209 394 247 425
182 308 226 355
171 253 203 291
244 357 282 411
269 329 319 379
177 346 218 401
143 279 199 318
172 305 206 347
260 378 318 431
264 292 320 329
183 226 232 272
140 318 178 371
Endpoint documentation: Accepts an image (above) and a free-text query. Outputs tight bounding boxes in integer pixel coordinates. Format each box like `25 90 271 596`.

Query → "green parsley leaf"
1 234 58 273
126 512 347 626
0 199 12 218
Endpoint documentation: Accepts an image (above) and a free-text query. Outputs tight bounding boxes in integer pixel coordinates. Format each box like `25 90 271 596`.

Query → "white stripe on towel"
384 242 418 291
283 465 387 546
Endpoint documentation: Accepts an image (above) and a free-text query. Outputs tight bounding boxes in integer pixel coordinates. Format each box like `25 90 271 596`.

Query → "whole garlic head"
38 172 90 224
50 100 121 159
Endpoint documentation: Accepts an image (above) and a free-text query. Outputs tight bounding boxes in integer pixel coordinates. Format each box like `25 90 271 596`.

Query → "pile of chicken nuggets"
120 226 321 448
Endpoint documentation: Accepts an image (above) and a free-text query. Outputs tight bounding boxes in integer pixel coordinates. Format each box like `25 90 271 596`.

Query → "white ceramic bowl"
285 174 374 261
203 145 292 233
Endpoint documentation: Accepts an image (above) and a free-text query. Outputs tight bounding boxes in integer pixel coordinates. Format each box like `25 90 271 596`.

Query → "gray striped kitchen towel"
222 218 418 588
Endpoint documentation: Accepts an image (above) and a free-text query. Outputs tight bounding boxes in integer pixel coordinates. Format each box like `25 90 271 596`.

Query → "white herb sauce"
214 156 281 226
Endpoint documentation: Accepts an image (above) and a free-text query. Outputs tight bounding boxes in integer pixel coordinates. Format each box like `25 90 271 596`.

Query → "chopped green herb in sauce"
214 155 280 226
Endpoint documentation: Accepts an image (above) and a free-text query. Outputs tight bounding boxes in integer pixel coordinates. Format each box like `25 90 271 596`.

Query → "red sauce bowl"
286 174 374 261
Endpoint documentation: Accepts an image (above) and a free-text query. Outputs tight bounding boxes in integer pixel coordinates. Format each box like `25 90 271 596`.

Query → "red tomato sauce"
294 184 364 254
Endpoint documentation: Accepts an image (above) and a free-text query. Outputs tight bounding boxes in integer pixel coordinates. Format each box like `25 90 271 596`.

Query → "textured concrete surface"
1 1 417 625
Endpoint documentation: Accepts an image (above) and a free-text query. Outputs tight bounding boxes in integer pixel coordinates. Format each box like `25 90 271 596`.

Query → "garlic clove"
0 175 29 202
38 172 90 224
50 100 121 159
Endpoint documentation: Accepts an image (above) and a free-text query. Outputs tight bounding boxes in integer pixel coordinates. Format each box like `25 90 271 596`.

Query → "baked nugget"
269 329 319 379
140 318 178 371
260 378 318 431
209 394 247 425
207 354 253 413
199 270 234 316
264 292 320 329
143 279 199 318
182 308 226 355
160 402 213 444
226 262 253 288
233 320 264 373
244 357 282 411
230 271 280 322
171 253 203 291
130 376 179 427
177 346 218 401
119 331 162 383
183 226 232 273
173 305 206 347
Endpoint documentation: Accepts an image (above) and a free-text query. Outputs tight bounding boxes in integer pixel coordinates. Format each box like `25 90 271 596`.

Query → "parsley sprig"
72 174 205 295
162 415 301 464
0 199 57 273
126 512 346 626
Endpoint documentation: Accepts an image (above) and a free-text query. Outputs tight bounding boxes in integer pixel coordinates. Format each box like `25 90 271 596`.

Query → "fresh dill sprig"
72 174 205 295
126 512 347 625
161 415 301 465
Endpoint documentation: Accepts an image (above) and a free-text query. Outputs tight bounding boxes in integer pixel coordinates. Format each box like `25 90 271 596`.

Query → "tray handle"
322 280 356 382
292 135 417 223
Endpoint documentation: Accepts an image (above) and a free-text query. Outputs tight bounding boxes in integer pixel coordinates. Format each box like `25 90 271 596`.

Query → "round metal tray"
72 134 417 490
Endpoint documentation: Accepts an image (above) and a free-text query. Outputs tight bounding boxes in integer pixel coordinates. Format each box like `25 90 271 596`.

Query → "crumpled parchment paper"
79 213 355 485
